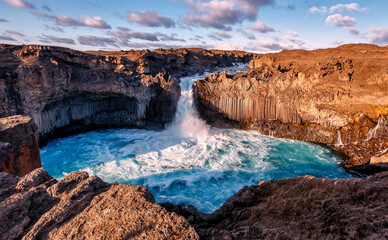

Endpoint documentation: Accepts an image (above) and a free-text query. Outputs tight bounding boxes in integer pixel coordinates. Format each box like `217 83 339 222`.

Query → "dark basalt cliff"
194 44 388 166
166 172 388 239
0 168 198 239
0 115 40 177
0 44 253 143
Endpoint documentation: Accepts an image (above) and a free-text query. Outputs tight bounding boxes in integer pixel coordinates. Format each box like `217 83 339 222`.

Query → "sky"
0 0 387 52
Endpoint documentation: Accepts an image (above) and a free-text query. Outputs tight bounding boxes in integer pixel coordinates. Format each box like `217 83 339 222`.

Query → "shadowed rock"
0 115 40 176
166 172 388 240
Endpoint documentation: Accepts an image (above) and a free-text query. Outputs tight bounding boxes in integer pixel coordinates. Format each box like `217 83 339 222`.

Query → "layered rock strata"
0 44 253 143
0 168 198 239
194 44 388 166
0 115 40 176
169 172 388 239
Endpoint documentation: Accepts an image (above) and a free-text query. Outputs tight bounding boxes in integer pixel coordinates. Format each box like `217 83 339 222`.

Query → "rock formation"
0 44 253 143
0 168 198 239
166 172 388 239
194 44 388 166
0 115 40 177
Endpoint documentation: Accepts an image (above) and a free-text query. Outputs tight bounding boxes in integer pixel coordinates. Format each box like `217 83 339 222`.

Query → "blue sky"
0 0 387 52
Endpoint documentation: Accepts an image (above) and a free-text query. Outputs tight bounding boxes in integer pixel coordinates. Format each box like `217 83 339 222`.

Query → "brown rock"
0 115 40 176
194 44 388 166
0 168 198 239
0 44 254 143
370 152 388 164
187 172 388 239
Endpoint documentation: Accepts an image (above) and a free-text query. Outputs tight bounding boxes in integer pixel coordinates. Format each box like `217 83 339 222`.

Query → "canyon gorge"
0 44 387 239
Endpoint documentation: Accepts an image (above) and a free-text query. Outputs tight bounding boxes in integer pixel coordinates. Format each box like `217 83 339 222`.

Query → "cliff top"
0 115 32 131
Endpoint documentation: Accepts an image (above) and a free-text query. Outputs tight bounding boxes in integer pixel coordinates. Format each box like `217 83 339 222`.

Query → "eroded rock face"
0 115 40 176
0 45 253 142
0 168 198 239
169 172 388 240
194 44 388 166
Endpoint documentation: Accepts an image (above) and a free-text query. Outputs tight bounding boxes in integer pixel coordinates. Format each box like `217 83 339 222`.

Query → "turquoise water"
41 65 354 213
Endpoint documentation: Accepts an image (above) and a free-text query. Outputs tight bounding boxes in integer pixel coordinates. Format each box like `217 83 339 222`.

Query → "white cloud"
184 0 274 30
208 31 232 40
2 0 34 9
329 3 367 13
31 11 111 29
309 6 327 15
326 14 356 27
364 28 388 44
247 21 274 33
127 10 175 28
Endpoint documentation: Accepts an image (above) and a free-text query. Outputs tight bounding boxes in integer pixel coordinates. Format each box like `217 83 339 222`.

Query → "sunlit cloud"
2 0 34 9
184 0 274 30
31 10 111 29
127 10 175 28
326 14 356 27
208 31 232 40
247 21 274 33
364 28 388 44
329 3 367 13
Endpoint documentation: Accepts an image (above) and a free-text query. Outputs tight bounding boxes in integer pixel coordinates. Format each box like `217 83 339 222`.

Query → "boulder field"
194 44 388 167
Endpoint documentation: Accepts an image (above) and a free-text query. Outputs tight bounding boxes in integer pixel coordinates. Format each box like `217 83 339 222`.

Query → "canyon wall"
0 44 253 143
0 115 40 176
194 44 388 166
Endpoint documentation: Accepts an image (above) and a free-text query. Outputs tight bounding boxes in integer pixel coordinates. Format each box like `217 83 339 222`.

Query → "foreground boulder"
0 168 198 239
194 44 388 166
0 115 40 176
168 172 388 239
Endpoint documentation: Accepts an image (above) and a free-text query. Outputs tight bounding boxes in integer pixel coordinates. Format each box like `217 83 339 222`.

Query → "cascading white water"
166 74 210 138
41 63 354 213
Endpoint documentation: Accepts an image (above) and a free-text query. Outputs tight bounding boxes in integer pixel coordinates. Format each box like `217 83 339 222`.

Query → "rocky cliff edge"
0 168 198 240
194 44 388 166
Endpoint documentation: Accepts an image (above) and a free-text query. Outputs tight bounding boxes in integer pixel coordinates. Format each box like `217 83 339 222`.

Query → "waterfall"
365 116 387 142
335 130 344 147
167 63 248 138
166 73 210 138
